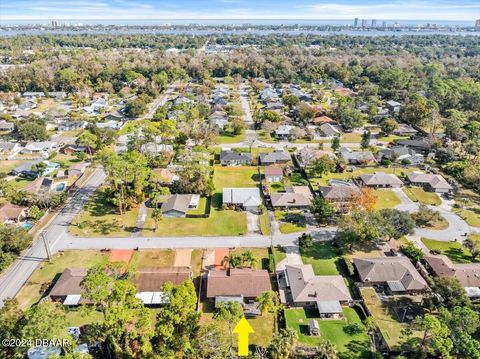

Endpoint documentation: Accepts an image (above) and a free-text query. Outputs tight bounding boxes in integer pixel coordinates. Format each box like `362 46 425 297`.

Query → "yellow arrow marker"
233 316 254 356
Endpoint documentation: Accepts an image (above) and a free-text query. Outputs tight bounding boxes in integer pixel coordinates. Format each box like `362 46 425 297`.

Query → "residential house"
10 160 42 176
289 87 311 101
386 100 401 114
265 101 284 111
353 257 427 294
17 100 37 111
264 166 283 183
395 138 433 154
24 176 66 195
394 123 418 137
209 110 229 130
140 143 174 155
206 268 272 311
260 88 279 102
359 172 403 188
62 145 89 156
220 150 252 166
84 98 108 115
161 194 200 218
0 203 27 225
57 120 87 132
319 123 341 137
338 148 375 165
0 142 21 154
378 146 424 165
151 168 179 184
212 96 228 106
424 255 480 298
97 120 123 129
312 116 337 125
289 186 313 200
0 120 15 132
21 141 57 155
68 162 90 176
319 181 361 212
49 267 192 306
222 188 262 212
297 147 336 168
407 172 452 193
104 110 124 122
283 264 352 318
275 125 295 140
334 87 357 97
270 192 311 209
259 151 291 165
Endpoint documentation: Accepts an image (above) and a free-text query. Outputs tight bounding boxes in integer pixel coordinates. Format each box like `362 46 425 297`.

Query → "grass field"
215 131 245 144
70 189 139 237
259 212 271 235
459 209 480 227
374 189 401 210
0 159 25 174
300 241 344 276
285 307 370 357
403 187 441 206
360 287 421 351
341 132 362 143
272 246 287 266
132 250 176 267
15 250 107 309
421 238 478 263
213 165 259 189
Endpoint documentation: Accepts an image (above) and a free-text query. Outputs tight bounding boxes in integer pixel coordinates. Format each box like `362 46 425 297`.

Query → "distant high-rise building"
371 19 377 27
361 19 367 27
382 21 387 27
354 18 359 27
476 19 480 28
51 20 59 27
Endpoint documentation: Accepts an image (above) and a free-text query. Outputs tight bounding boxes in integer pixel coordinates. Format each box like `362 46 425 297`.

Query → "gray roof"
220 150 252 162
285 265 352 303
319 184 360 201
161 194 195 214
222 188 261 207
317 300 343 314
360 172 403 186
353 257 427 291
407 172 452 190
259 151 291 164
340 150 375 163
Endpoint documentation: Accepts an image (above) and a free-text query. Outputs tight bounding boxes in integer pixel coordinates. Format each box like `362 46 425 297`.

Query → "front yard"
403 187 441 205
421 238 478 263
213 165 259 189
374 189 401 210
285 307 370 357
274 210 306 234
229 247 270 270
300 241 344 276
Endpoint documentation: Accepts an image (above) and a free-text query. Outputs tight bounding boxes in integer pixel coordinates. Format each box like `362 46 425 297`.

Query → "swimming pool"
55 183 66 191
21 221 33 230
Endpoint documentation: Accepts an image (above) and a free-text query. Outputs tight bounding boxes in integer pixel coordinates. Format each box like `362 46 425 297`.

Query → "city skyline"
1 0 479 21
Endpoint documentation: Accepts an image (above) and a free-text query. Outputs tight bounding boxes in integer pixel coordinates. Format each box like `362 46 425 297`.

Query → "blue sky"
1 0 479 21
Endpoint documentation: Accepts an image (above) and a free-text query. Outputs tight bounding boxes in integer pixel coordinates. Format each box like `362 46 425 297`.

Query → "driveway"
173 249 192 267
246 211 260 234
275 245 303 271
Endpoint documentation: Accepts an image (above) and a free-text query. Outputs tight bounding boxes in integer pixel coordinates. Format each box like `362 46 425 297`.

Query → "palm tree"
313 339 338 359
268 328 298 359
241 250 257 268
151 208 162 232
256 290 283 333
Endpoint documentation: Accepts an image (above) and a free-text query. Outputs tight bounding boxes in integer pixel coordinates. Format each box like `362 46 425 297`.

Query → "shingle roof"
319 185 360 200
407 172 452 190
259 151 291 163
264 166 283 176
161 194 195 214
49 268 87 297
133 267 191 291
220 150 252 162
425 255 480 288
360 172 403 186
0 203 26 222
222 188 261 206
353 257 427 290
285 265 352 303
270 193 311 207
206 268 271 298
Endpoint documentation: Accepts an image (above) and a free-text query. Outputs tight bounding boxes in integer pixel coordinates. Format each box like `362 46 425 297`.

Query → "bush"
298 233 313 249
343 323 363 335
342 257 355 277
268 254 275 273
401 242 424 264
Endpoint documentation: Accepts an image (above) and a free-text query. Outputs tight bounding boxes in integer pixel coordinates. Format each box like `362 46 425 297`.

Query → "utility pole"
41 230 51 262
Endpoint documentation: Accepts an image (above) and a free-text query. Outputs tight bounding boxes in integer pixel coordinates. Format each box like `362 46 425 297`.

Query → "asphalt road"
0 168 106 308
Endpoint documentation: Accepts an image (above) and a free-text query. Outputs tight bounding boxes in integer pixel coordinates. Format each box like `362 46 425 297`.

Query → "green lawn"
274 210 306 234
285 307 370 357
421 238 478 263
65 310 104 327
131 250 176 267
15 250 107 309
51 153 84 169
341 132 362 143
374 189 401 210
300 241 344 276
360 287 421 351
459 209 480 227
403 187 441 206
142 194 247 236
272 246 287 266
230 247 269 270
187 197 209 215
213 165 259 189
69 189 139 237
259 212 271 235
377 134 409 143
215 131 245 144
0 159 26 174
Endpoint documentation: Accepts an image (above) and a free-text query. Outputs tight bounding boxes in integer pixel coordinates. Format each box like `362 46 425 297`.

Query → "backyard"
421 238 478 263
213 165 259 189
360 287 422 351
285 307 370 358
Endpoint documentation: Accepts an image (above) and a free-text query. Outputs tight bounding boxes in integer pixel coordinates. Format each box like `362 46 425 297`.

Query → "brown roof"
161 194 193 214
23 177 53 195
133 267 192 292
206 268 271 298
49 268 87 297
290 186 313 200
0 203 27 222
270 192 312 207
425 255 480 288
353 257 427 291
264 166 283 176
313 116 337 124
319 185 360 201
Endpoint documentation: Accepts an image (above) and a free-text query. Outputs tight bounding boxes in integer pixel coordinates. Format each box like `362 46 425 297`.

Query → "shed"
309 319 320 336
